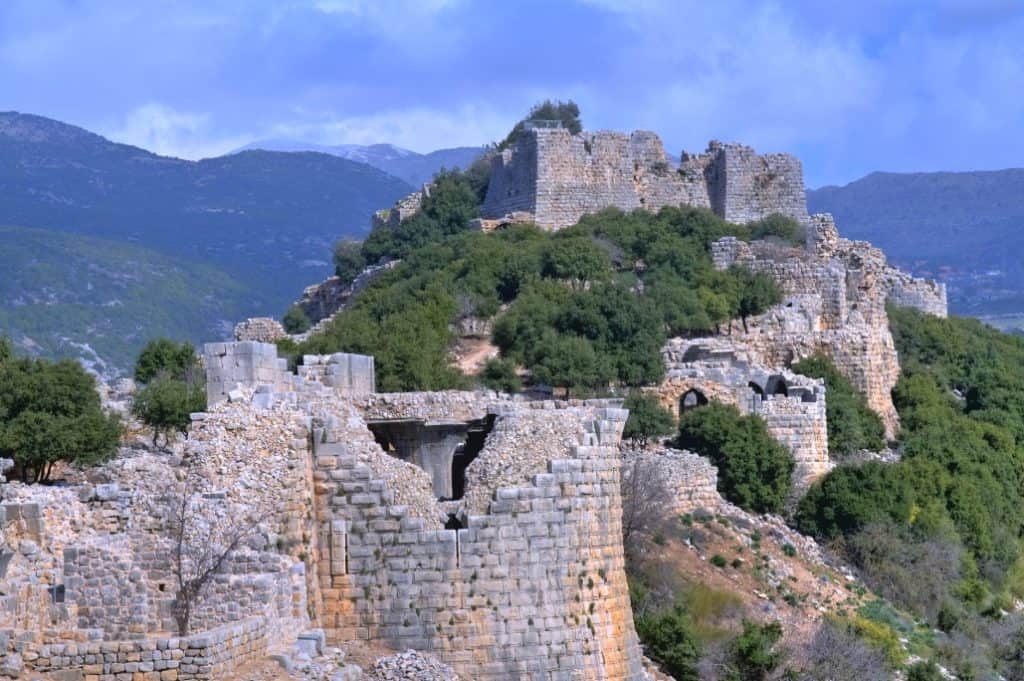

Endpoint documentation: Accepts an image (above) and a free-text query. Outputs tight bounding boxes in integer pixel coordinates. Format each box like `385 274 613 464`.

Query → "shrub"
479 357 521 393
333 239 366 282
724 620 786 681
792 354 885 454
848 615 906 668
710 554 728 568
131 375 206 448
747 213 806 245
134 338 200 383
676 404 794 514
282 305 311 334
633 605 702 681
500 99 582 150
0 352 121 481
622 392 675 447
907 661 944 681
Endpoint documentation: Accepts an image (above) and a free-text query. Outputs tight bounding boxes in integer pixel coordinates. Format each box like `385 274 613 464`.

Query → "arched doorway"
679 388 709 414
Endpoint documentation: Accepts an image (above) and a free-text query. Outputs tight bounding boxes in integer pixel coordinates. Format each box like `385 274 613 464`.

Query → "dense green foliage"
478 357 521 394
724 620 786 681
676 404 794 514
796 308 1024 677
633 605 702 680
134 339 201 383
792 354 885 454
499 99 582 150
131 376 206 447
0 341 121 481
622 392 676 447
303 166 783 392
131 340 206 447
333 239 366 283
282 305 311 334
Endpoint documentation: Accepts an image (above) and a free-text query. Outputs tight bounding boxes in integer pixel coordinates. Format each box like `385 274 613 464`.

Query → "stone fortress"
1 124 950 680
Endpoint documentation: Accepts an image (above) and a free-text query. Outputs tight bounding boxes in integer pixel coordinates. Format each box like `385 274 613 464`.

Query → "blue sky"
1 0 1023 187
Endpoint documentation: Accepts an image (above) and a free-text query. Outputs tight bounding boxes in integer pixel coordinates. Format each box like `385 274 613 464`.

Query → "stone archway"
679 389 708 414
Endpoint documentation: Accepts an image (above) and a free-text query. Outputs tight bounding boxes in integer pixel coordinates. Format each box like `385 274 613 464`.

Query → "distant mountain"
1 111 415 366
234 139 486 186
0 111 413 352
808 169 1024 315
0 224 255 377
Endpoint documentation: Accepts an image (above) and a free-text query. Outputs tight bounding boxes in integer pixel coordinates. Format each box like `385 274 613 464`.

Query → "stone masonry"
710 214 948 437
656 338 830 488
481 129 808 231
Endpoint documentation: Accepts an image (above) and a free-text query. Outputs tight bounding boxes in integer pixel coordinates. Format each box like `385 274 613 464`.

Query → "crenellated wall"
481 129 807 231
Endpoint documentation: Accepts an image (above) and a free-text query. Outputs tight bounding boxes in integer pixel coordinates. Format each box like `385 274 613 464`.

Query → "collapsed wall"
656 338 830 488
202 343 646 679
710 214 948 437
481 129 808 231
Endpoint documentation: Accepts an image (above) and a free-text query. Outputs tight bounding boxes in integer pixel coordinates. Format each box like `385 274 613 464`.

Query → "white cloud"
268 104 508 152
102 103 250 160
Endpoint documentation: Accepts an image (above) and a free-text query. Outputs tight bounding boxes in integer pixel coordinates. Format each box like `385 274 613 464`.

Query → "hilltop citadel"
1 126 948 680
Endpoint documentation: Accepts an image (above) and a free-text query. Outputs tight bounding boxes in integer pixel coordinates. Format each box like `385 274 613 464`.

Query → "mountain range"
0 111 481 374
231 139 486 187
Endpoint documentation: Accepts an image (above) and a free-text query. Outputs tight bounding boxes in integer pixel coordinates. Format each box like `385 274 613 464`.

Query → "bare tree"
166 474 261 636
797 620 888 681
620 454 674 559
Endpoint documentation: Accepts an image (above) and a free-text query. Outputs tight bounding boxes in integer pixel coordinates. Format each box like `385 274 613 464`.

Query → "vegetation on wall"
131 339 206 447
675 403 794 514
300 162 783 393
792 354 885 455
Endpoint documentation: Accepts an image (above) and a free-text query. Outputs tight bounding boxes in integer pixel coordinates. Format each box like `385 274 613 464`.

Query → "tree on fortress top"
499 99 582 150
0 338 121 483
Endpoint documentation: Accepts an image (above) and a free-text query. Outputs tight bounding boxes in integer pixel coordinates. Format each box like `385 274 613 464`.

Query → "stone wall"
311 399 646 680
481 128 807 231
708 215 926 436
233 317 286 343
622 449 720 513
372 187 427 231
884 269 948 317
656 338 830 487
203 342 376 406
22 616 268 681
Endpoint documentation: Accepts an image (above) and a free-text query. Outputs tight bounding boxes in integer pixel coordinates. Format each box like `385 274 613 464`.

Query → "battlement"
481 128 808 230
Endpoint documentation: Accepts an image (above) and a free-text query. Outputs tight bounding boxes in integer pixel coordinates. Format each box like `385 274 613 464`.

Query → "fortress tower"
481 128 809 230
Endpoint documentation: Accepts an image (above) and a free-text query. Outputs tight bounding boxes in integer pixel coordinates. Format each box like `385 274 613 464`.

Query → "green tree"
333 238 366 282
131 375 206 447
623 392 675 448
0 336 12 363
792 354 885 454
634 606 702 681
282 305 311 334
134 339 200 383
0 355 121 482
725 620 786 681
479 357 521 393
530 333 612 398
541 236 611 287
676 404 794 514
500 99 582 150
729 266 782 332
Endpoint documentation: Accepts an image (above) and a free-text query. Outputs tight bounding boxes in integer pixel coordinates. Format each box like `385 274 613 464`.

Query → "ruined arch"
679 389 708 414
765 374 789 397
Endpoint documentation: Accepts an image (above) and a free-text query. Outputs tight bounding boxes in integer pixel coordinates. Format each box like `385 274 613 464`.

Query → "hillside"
808 169 1024 315
233 139 486 186
0 224 254 376
0 111 413 321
